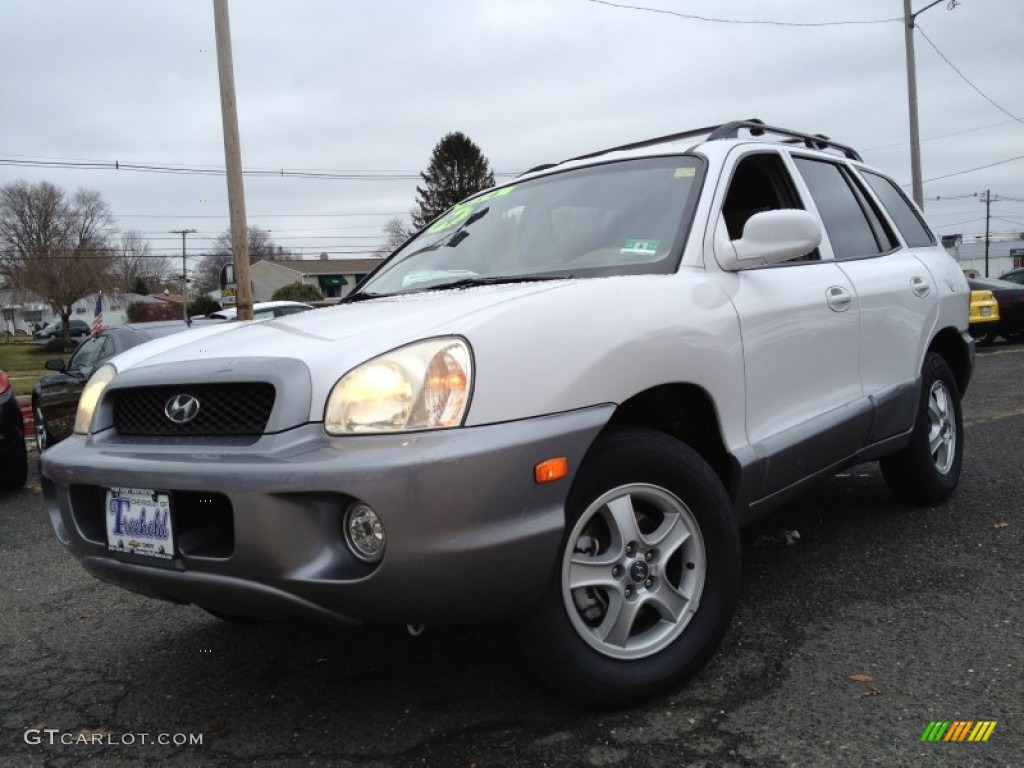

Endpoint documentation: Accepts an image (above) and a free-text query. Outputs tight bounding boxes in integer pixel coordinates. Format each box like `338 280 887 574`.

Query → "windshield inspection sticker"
620 239 661 257
674 167 696 178
427 186 517 234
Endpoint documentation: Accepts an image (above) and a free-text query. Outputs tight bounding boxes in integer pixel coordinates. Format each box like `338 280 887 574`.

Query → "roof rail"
707 119 862 160
520 118 862 175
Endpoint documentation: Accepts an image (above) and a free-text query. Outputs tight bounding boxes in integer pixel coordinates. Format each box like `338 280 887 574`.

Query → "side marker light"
534 457 568 484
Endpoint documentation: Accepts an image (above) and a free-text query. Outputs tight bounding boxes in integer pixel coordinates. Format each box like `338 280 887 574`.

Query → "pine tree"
411 132 495 230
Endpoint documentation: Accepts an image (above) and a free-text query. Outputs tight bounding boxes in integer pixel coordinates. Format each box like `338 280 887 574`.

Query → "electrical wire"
923 155 1024 184
584 0 900 26
0 158 521 181
916 25 1023 124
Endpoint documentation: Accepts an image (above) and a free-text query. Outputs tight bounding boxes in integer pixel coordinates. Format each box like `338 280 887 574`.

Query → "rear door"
789 156 931 441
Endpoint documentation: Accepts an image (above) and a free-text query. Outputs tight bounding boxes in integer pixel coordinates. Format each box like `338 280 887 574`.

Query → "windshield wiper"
341 291 394 303
415 274 570 292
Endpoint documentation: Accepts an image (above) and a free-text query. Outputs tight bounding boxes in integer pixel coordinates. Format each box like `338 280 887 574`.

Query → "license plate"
105 487 175 559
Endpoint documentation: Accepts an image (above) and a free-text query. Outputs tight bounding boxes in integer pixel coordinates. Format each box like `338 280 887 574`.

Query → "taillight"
0 371 10 395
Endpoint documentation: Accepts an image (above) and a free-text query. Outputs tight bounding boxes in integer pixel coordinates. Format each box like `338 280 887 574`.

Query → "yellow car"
969 289 999 340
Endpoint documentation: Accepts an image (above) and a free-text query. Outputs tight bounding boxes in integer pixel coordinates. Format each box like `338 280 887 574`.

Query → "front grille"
112 383 276 436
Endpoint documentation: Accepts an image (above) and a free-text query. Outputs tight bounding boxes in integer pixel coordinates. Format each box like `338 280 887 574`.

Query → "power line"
916 25 1023 124
861 120 1020 152
0 157 521 181
584 0 900 26
922 155 1024 183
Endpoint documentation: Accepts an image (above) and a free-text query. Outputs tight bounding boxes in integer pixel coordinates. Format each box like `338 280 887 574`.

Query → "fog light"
345 502 385 562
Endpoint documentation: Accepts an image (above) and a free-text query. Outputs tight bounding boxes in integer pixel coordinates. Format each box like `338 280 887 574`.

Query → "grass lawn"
0 341 66 398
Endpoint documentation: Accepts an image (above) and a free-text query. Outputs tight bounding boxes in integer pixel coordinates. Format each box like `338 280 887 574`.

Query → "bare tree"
372 216 413 258
0 180 112 339
108 230 171 295
194 225 293 293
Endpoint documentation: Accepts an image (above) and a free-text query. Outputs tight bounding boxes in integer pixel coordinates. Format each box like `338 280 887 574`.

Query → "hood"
107 280 572 378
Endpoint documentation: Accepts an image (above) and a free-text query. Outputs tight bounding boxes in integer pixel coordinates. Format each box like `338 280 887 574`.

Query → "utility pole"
213 0 252 321
170 228 197 324
903 0 959 210
982 189 991 277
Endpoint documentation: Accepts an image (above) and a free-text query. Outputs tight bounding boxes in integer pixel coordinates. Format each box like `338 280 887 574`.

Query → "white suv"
42 120 973 707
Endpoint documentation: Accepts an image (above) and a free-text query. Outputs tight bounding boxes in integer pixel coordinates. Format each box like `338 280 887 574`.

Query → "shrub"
126 302 182 322
272 282 323 302
188 294 222 317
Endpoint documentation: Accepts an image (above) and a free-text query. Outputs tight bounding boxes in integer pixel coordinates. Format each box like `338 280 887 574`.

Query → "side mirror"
719 209 822 271
44 359 66 373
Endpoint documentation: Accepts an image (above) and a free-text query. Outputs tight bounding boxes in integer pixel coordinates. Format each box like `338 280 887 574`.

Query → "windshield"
356 156 704 296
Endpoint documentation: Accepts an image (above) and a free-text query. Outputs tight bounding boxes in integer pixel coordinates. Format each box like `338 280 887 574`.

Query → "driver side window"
722 153 817 262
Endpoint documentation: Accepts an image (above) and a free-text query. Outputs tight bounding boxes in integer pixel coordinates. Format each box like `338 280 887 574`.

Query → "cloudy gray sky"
2 0 1022 271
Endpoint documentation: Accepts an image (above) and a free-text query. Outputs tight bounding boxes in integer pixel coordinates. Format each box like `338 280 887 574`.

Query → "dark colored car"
968 277 1024 344
0 369 28 490
33 319 91 341
32 321 213 451
999 267 1024 286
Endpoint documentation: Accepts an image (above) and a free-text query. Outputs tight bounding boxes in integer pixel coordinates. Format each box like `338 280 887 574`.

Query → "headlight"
324 338 473 435
73 363 117 435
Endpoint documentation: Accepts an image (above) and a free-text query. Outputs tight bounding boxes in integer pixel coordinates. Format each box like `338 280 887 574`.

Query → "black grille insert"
112 383 276 436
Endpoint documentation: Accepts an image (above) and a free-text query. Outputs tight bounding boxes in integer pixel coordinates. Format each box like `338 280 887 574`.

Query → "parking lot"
1 345 1020 768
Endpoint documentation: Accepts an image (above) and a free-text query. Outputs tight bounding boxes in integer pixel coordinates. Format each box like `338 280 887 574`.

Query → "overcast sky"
2 0 1022 272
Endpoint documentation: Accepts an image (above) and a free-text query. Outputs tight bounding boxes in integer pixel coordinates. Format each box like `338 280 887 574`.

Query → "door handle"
911 276 931 298
826 285 852 313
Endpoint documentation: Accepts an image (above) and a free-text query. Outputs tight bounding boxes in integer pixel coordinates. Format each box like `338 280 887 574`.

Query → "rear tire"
880 353 963 504
518 429 740 709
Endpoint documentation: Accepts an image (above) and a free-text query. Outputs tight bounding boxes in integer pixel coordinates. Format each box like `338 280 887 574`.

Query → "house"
0 289 159 333
249 256 384 301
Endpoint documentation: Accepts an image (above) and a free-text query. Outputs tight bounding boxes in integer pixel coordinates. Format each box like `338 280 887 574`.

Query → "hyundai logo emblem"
164 394 201 424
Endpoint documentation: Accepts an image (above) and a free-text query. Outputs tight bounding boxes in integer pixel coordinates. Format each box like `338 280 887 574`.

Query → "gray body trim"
731 378 920 523
42 405 613 625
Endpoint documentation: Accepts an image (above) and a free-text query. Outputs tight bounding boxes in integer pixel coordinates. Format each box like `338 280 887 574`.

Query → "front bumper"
41 406 612 625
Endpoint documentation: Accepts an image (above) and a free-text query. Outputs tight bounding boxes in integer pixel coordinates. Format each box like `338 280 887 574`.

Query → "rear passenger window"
794 157 892 260
859 170 935 247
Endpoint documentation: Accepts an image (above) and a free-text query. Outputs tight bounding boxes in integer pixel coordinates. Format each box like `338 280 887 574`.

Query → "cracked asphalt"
1 346 1021 767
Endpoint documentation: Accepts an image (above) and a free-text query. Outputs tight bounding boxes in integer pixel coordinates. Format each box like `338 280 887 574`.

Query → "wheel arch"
928 326 972 397
601 384 735 500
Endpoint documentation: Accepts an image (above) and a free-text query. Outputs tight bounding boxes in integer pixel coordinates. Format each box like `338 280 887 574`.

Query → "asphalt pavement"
1 345 1021 767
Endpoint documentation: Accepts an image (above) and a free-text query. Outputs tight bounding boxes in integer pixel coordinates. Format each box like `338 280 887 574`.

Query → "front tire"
518 429 740 708
880 352 963 504
33 403 48 453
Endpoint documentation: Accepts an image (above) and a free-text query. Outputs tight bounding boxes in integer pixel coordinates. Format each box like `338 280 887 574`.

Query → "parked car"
0 369 28 490
998 267 1024 286
205 300 314 321
33 319 90 341
32 321 221 451
41 119 973 707
967 277 1024 344
968 288 999 339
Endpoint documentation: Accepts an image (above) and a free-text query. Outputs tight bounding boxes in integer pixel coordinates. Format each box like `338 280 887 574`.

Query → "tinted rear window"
859 170 934 248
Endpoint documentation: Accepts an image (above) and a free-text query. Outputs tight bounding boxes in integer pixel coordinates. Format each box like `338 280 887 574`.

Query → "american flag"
91 292 103 337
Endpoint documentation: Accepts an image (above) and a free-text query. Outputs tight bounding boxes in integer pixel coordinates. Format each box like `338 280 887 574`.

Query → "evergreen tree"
411 132 495 230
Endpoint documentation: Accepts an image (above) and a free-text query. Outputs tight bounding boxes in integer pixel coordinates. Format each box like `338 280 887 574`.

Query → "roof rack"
707 119 862 160
521 118 861 174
